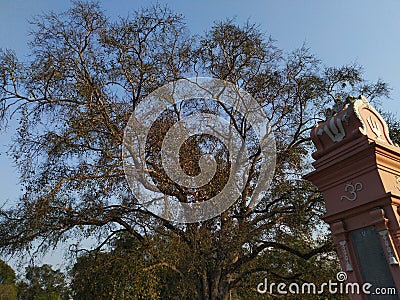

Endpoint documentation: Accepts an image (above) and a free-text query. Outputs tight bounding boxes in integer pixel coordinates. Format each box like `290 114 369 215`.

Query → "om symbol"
340 182 363 201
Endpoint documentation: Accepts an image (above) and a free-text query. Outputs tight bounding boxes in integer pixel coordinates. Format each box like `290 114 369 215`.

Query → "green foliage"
71 232 196 299
17 265 70 300
0 259 16 285
71 251 160 299
0 260 17 300
0 284 18 300
33 292 62 300
382 111 400 145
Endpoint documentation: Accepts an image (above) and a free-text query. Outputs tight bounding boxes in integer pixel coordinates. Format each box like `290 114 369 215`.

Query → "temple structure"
305 96 400 299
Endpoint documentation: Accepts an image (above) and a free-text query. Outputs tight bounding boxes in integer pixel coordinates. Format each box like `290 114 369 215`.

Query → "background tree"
0 259 17 300
0 1 390 299
70 232 195 299
17 264 70 300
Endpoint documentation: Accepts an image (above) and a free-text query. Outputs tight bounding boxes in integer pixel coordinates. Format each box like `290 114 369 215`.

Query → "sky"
1 0 400 267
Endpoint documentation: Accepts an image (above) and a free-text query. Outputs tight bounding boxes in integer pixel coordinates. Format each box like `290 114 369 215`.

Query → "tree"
17 264 70 300
0 1 390 299
0 259 17 300
70 232 196 299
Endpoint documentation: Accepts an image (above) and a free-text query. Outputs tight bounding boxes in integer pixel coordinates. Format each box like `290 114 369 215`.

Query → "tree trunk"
196 269 230 300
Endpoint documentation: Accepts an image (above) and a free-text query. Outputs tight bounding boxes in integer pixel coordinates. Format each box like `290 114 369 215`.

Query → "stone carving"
310 95 395 159
339 240 353 271
340 182 363 202
353 95 393 145
367 116 382 139
395 176 400 191
379 230 399 265
352 95 369 135
317 113 348 142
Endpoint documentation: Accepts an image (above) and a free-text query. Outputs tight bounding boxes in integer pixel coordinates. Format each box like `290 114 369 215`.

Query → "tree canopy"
0 1 391 299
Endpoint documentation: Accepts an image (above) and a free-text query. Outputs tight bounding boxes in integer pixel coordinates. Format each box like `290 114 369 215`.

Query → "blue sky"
1 0 400 265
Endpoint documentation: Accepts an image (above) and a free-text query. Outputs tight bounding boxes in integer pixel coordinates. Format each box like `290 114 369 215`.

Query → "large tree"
0 1 390 299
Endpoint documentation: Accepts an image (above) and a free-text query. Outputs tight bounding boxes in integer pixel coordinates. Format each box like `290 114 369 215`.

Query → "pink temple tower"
306 96 400 299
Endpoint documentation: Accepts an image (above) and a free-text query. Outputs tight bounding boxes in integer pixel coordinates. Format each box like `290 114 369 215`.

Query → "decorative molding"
367 116 382 139
353 95 369 135
379 230 399 265
331 220 346 235
353 95 394 145
395 176 400 191
369 208 389 232
310 95 396 160
339 240 353 271
340 182 363 202
317 114 348 142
